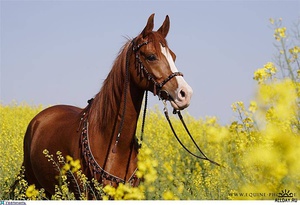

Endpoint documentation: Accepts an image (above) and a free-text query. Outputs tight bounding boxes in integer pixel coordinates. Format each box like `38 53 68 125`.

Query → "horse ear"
141 13 155 38
157 15 170 38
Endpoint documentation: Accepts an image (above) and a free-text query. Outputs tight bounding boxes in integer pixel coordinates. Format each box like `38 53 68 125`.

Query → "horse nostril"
180 90 186 98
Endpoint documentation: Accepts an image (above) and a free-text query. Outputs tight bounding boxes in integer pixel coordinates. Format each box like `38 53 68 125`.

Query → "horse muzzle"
160 77 193 110
171 84 193 110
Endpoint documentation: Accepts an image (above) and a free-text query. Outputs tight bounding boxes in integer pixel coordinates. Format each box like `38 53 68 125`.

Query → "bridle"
132 39 184 98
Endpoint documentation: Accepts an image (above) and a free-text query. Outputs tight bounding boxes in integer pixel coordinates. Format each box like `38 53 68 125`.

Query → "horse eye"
146 54 157 62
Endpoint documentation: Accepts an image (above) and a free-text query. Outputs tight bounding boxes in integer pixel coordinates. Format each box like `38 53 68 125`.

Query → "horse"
21 13 193 197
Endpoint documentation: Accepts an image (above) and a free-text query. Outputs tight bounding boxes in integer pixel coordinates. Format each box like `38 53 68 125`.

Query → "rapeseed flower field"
1 18 299 200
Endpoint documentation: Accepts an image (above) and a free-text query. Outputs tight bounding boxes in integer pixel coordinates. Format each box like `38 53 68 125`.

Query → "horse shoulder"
26 105 83 155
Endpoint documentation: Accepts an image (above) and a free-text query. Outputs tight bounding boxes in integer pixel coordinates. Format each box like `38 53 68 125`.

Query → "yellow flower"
248 101 257 113
290 46 300 61
243 117 253 128
253 62 277 83
289 46 300 54
278 27 286 38
136 145 158 184
177 183 184 194
163 162 173 173
163 190 179 200
206 116 217 125
103 185 116 197
236 101 245 110
43 149 49 155
66 155 73 163
26 184 39 199
102 195 109 200
253 68 267 83
61 163 70 174
103 183 145 200
61 155 81 175
264 62 277 74
70 159 81 173
274 27 286 41
231 101 245 112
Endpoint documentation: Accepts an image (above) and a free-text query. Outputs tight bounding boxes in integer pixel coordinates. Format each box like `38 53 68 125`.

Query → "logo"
278 189 295 198
275 189 297 203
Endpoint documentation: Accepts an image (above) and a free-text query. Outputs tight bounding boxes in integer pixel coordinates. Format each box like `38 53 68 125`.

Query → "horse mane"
89 40 131 133
88 32 168 133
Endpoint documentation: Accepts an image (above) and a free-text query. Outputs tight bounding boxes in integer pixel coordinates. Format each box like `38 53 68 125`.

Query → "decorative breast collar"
80 119 139 186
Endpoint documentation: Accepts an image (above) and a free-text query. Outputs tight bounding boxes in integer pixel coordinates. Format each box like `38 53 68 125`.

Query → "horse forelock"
141 32 169 58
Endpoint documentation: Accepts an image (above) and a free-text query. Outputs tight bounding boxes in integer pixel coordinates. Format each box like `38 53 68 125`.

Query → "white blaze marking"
160 44 178 73
160 44 190 92
160 44 193 108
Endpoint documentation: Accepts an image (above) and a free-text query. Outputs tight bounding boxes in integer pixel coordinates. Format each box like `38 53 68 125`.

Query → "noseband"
132 40 183 98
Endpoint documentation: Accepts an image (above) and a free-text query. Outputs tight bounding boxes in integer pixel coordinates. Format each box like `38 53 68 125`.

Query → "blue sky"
1 0 299 123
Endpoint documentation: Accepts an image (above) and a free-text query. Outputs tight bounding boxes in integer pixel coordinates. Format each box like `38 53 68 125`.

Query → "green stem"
280 38 295 80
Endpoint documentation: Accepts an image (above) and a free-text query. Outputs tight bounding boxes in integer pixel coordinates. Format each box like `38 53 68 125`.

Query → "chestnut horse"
22 14 193 196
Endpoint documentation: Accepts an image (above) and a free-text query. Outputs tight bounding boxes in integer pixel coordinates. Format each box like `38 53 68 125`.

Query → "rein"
162 101 221 167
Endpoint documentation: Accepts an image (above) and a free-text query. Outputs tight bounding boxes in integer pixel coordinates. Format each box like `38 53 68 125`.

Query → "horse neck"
88 42 144 177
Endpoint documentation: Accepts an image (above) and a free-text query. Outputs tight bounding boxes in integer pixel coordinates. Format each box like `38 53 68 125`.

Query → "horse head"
130 13 193 110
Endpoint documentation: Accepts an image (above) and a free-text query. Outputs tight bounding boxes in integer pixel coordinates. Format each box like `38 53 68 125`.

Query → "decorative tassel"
136 63 139 74
153 84 157 96
141 66 144 78
112 133 121 153
112 142 118 153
